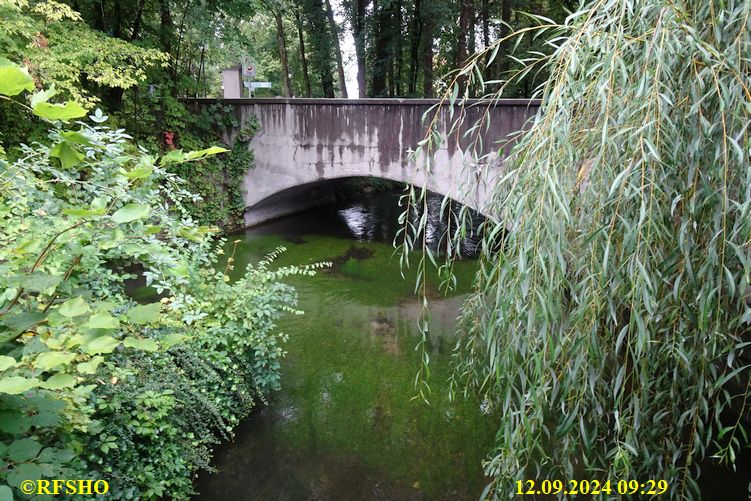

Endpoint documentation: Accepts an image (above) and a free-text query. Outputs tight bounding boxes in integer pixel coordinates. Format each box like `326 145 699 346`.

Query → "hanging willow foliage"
401 0 751 498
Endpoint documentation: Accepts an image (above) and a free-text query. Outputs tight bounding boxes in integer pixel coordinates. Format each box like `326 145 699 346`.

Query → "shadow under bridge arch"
242 177 486 257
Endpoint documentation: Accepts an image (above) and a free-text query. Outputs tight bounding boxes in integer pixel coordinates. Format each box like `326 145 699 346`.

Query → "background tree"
273 7 293 97
295 0 337 97
324 0 348 97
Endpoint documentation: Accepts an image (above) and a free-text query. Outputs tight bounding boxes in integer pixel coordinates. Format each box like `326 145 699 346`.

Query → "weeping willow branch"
400 0 751 498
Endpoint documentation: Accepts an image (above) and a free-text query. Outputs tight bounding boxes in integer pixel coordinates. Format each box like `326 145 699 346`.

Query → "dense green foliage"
0 0 166 107
228 0 574 98
405 0 751 498
0 0 257 230
0 61 324 498
162 113 259 229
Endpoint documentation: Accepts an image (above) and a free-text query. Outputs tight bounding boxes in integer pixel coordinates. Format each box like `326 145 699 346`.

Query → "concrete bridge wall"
190 98 540 226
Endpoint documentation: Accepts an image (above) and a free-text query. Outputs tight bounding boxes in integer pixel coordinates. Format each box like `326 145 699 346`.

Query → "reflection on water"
335 190 482 256
193 190 493 500
338 205 373 240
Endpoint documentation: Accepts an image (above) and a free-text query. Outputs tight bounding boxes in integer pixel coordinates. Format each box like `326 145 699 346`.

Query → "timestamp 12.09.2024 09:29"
516 479 669 496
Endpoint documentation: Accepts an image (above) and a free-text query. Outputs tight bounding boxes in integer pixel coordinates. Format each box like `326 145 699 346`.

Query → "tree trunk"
407 0 421 95
324 0 348 97
499 0 511 77
171 3 191 90
130 0 146 41
419 1 434 97
295 9 312 97
371 0 390 97
94 0 105 31
352 0 368 97
274 10 292 97
481 0 491 78
196 45 205 98
159 0 174 55
455 0 471 93
113 0 122 38
302 0 335 97
481 0 489 48
468 6 476 56
394 0 403 96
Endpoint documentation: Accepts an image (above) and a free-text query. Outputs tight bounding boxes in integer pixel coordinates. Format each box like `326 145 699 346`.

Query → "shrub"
0 60 324 499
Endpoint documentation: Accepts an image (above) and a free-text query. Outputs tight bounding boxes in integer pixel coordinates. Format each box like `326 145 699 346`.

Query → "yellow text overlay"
19 479 109 496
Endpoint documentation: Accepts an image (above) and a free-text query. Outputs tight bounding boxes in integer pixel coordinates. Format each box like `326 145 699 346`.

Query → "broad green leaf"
0 412 30 434
95 301 117 312
8 438 42 462
62 207 106 217
0 64 34 96
31 412 60 428
112 204 150 224
178 227 204 242
22 272 62 292
84 312 120 330
41 373 76 390
167 260 189 278
33 101 87 121
58 297 90 317
7 463 42 487
123 165 153 180
100 229 124 249
0 485 12 501
158 149 185 166
29 85 57 108
84 336 118 355
184 146 229 161
0 376 40 394
0 356 17 371
161 333 188 349
126 303 161 324
59 131 91 145
124 336 158 352
34 351 76 371
49 141 84 169
0 312 46 342
76 356 103 375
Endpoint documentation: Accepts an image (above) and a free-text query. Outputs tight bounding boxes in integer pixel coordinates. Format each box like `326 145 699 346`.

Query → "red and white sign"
241 56 257 79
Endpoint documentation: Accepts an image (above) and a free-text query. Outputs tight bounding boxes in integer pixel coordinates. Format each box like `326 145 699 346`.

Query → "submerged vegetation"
198 226 494 498
404 0 751 498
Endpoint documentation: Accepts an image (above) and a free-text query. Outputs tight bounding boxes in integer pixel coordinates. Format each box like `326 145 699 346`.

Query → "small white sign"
250 82 272 89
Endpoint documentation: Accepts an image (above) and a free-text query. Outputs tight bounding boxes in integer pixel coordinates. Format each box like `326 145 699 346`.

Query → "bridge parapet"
189 98 540 226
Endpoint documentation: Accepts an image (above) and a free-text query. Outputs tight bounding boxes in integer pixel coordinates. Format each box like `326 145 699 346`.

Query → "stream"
193 189 494 500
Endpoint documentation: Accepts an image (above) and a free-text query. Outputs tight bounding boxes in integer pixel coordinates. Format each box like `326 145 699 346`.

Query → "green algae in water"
195 196 495 500
228 234 479 306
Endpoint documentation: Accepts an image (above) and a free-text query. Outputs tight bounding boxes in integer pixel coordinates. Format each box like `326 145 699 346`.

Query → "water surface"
193 191 495 500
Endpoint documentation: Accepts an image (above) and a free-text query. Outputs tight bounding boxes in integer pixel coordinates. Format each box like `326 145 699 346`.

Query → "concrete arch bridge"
191 98 540 226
